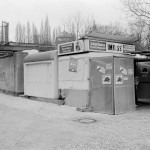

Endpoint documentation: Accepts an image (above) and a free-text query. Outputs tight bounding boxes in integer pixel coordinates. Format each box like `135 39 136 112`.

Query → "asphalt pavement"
0 93 150 150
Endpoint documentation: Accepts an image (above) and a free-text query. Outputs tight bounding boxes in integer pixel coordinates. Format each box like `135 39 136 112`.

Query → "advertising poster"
116 74 123 84
75 41 82 51
69 57 78 72
97 65 106 74
59 42 74 54
120 66 127 75
102 74 111 84
89 40 106 51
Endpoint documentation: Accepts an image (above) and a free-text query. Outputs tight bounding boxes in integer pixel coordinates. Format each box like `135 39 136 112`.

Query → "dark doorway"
134 59 150 107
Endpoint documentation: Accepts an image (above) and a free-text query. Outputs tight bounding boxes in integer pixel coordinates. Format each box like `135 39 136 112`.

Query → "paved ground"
1 93 150 150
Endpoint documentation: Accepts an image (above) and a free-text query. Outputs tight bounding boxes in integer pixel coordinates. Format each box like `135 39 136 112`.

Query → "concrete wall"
0 52 27 94
0 55 15 92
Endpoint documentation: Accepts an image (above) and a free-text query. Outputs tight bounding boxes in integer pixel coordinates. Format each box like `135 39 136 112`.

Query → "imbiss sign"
89 40 135 53
58 40 135 55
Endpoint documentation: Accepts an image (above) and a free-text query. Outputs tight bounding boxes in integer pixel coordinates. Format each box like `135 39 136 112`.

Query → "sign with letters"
58 41 83 55
106 42 123 53
89 40 106 51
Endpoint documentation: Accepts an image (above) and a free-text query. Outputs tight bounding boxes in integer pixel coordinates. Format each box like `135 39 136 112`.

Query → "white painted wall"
24 60 58 99
58 55 90 90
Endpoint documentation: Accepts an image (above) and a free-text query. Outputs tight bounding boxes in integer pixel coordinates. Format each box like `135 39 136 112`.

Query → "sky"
0 0 126 41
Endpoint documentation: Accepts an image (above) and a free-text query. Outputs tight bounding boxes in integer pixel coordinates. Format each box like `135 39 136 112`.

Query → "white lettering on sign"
123 44 135 52
106 42 123 53
89 40 106 51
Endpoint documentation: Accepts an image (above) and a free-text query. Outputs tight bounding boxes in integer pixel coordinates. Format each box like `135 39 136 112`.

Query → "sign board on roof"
58 39 135 55
106 42 123 53
89 40 106 51
88 40 135 53
58 40 83 55
123 44 135 52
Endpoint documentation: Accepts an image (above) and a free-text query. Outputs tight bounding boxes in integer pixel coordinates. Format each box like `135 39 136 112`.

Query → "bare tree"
63 12 95 40
44 15 51 45
121 0 150 50
15 23 21 42
52 28 56 45
32 23 39 44
15 23 26 43
40 20 44 44
121 0 150 24
73 11 84 39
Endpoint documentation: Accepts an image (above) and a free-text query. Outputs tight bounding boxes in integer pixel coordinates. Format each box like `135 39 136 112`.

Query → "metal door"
114 57 135 114
90 57 114 114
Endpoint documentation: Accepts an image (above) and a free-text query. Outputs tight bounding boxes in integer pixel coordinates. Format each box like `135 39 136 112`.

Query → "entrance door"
114 57 135 114
90 57 114 114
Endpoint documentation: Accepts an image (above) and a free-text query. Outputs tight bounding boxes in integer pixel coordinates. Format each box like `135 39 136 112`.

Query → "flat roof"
80 31 138 44
24 50 57 63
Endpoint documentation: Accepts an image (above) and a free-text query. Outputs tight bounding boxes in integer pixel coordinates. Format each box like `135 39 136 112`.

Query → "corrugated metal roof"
24 50 57 63
80 31 138 44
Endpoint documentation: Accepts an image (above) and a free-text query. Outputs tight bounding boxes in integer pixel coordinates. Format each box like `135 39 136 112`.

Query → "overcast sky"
0 0 125 41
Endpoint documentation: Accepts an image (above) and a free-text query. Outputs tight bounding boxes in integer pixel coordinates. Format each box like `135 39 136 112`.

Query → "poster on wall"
97 65 106 74
120 66 127 75
102 75 111 84
69 57 78 72
116 74 123 84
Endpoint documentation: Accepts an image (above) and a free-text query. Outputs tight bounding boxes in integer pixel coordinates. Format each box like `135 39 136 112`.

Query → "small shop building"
58 31 137 114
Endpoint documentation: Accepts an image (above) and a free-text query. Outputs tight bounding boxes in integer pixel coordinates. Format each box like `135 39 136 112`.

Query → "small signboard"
58 41 83 55
59 42 74 54
89 40 106 51
58 39 135 55
123 44 135 52
106 42 123 53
